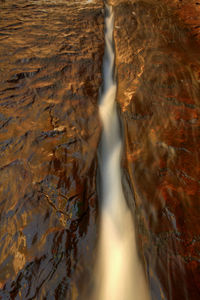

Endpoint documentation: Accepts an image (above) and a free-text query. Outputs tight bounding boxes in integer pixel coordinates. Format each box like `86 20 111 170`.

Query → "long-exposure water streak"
95 4 151 300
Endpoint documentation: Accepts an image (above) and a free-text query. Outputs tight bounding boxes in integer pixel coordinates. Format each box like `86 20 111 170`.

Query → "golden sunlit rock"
0 0 104 298
0 0 199 299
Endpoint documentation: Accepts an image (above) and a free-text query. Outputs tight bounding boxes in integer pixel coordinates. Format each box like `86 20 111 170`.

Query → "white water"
95 4 151 300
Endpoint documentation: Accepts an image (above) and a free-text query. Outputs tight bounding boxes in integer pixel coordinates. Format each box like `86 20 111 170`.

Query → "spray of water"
95 4 151 300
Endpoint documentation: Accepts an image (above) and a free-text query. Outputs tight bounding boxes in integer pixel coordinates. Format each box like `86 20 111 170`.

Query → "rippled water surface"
0 0 200 299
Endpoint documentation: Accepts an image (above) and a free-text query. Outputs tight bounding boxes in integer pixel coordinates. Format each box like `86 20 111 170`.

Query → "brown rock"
113 1 200 299
164 0 200 43
0 0 104 298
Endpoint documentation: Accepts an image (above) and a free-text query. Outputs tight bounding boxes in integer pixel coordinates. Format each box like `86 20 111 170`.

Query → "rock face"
113 0 200 299
0 0 104 298
164 0 200 43
0 0 199 299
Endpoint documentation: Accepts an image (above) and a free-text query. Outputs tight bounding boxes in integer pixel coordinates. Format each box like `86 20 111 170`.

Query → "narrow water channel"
0 0 199 299
95 4 151 300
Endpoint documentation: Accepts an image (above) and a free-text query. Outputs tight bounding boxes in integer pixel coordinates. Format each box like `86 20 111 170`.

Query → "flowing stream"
0 0 199 298
95 4 151 300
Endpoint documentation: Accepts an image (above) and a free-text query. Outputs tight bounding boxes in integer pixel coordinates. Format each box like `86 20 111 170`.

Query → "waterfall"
94 4 151 300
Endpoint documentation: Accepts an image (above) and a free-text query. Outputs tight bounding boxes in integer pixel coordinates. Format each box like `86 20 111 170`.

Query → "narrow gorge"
0 0 199 299
94 4 150 300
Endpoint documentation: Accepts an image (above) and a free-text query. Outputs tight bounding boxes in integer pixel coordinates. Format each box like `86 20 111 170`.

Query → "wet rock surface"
113 0 200 299
164 0 200 43
0 0 104 298
0 0 200 299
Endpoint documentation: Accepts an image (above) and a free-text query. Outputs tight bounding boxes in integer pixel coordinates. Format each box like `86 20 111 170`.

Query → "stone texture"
164 0 200 43
113 1 200 299
0 0 104 298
